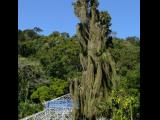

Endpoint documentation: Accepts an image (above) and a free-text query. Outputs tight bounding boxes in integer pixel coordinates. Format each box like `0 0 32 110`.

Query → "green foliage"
96 88 139 120
96 38 140 120
18 100 43 119
18 27 139 119
18 41 37 57
99 11 112 34
111 38 140 75
31 86 50 102
36 36 81 79
18 56 48 103
49 78 69 97
111 89 140 120
49 31 61 38
61 32 70 38
18 29 40 41
30 78 69 103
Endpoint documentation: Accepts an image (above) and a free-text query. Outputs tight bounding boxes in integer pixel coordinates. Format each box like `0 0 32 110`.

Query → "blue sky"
18 0 140 39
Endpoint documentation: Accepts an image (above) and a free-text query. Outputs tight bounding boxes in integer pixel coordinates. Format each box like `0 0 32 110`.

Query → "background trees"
18 27 139 119
18 29 81 119
97 38 140 119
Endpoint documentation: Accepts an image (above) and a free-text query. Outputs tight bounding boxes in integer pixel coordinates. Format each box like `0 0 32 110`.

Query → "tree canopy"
18 27 139 119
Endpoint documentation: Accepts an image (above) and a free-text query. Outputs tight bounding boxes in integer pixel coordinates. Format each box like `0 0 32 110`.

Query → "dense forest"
18 28 140 119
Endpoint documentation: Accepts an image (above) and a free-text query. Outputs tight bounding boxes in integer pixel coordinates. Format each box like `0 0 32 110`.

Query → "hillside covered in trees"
18 28 139 119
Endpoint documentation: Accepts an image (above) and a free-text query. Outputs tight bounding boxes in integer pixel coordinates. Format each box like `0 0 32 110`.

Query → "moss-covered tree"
70 0 118 119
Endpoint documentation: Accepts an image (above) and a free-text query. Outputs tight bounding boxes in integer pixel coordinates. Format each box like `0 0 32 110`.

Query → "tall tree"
70 0 118 119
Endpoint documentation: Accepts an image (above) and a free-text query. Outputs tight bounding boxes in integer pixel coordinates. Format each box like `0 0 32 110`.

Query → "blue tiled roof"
45 99 73 109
